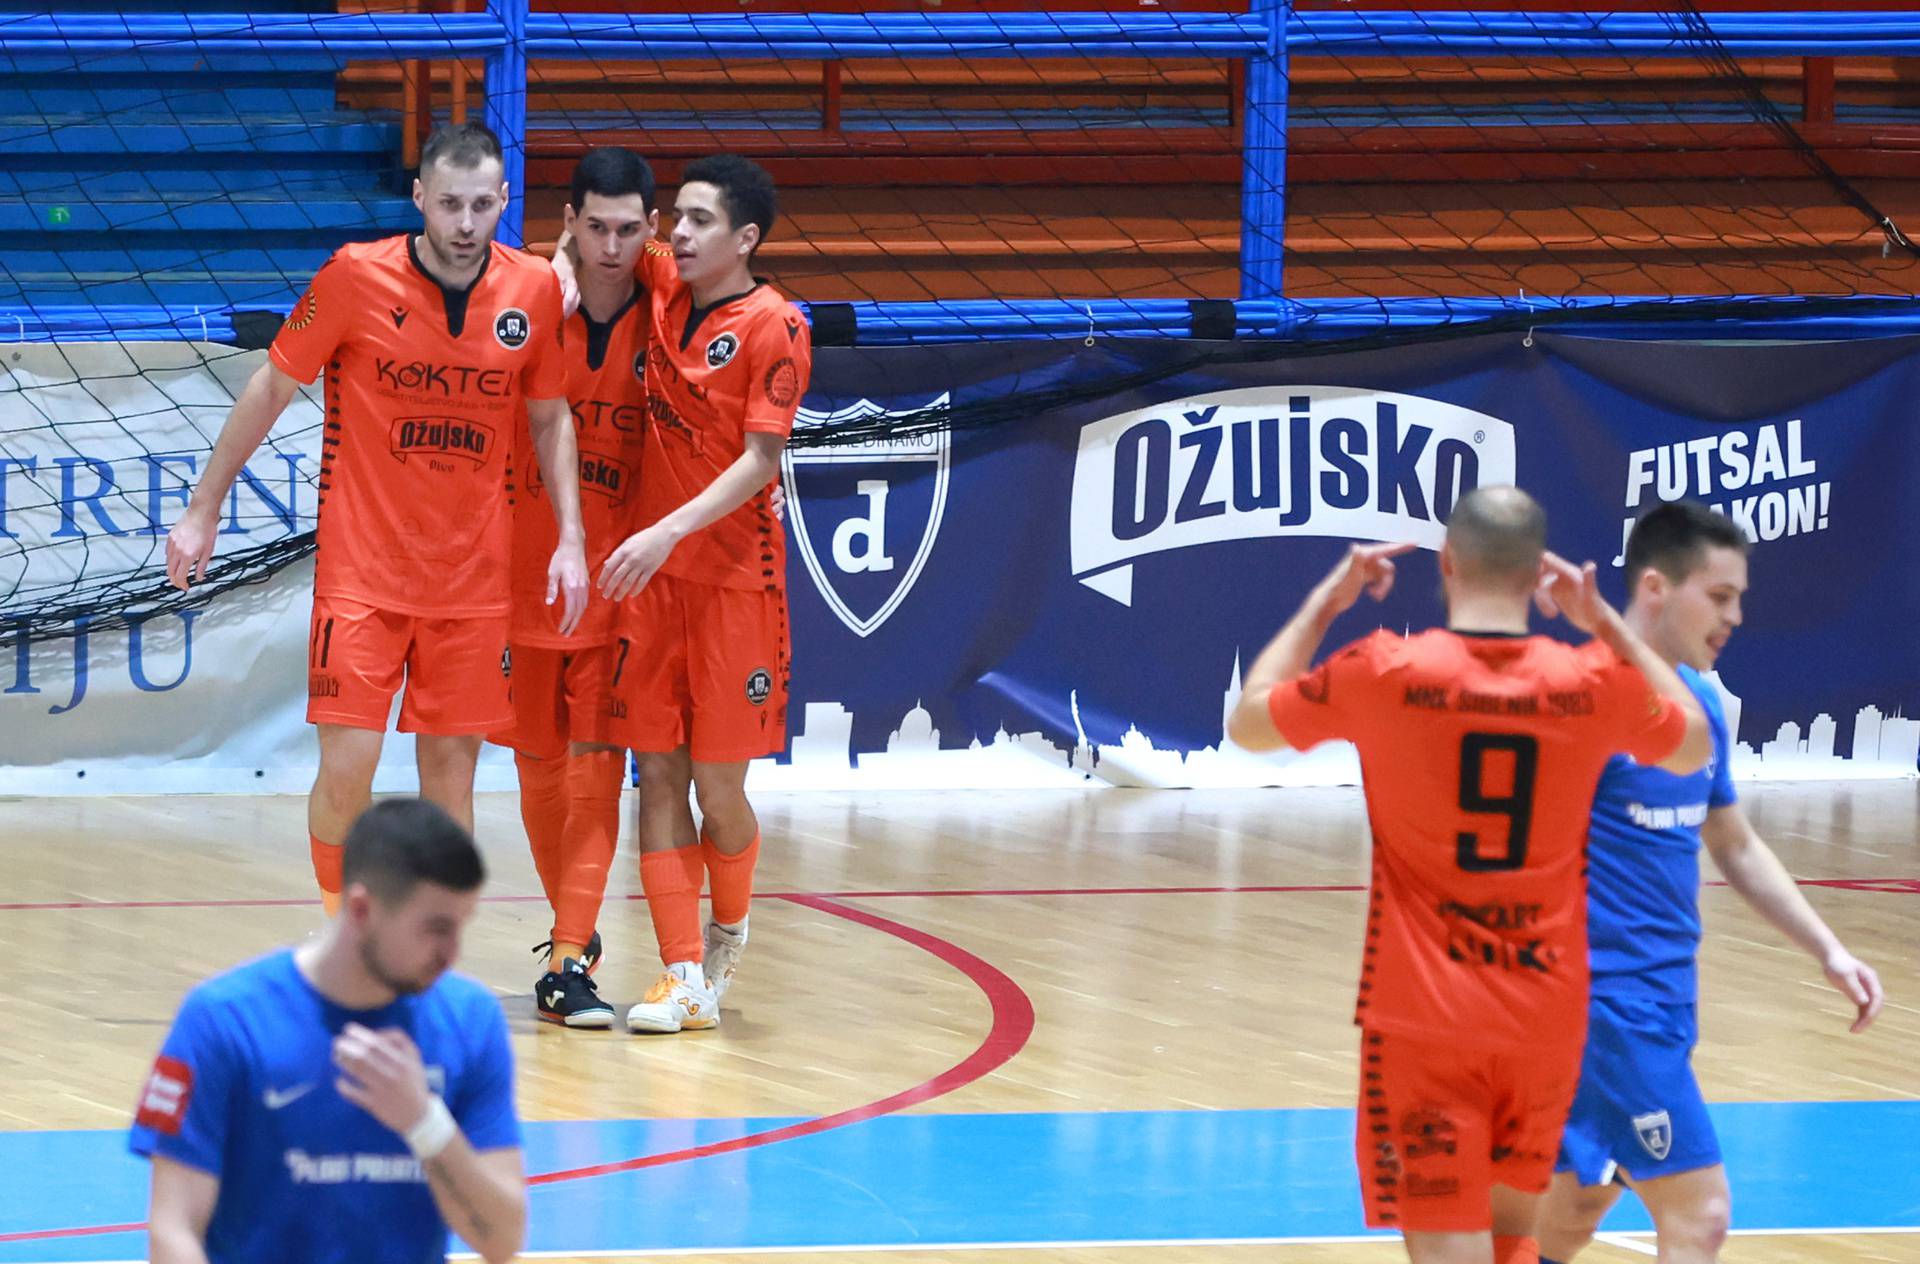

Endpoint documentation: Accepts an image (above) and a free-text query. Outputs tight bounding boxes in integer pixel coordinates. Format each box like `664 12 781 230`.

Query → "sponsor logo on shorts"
746 668 773 706
1406 1173 1460 1199
309 673 341 699
706 332 739 368
1633 1109 1673 1161
1400 1108 1458 1159
495 307 531 350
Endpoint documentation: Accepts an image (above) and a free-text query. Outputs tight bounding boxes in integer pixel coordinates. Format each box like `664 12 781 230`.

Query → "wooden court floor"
0 780 1914 1262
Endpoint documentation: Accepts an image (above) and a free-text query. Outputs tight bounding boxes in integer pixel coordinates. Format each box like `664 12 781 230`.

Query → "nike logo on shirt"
263 1083 316 1110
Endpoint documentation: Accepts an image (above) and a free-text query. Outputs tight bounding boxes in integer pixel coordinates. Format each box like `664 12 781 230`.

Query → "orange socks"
515 752 570 908
703 832 760 927
1494 1236 1539 1264
550 749 623 951
309 832 343 916
639 843 705 965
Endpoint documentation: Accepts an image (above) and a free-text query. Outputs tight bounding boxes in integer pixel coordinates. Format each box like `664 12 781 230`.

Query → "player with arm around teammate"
1534 500 1884 1264
1227 486 1710 1264
555 155 812 1033
134 799 525 1264
494 146 662 1029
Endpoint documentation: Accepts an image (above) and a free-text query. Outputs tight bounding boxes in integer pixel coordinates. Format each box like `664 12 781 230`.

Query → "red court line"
526 893 1036 1184
0 1221 144 1245
4 877 1918 913
0 893 1037 1244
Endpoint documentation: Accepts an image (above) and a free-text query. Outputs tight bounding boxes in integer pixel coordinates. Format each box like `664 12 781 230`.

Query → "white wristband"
404 1095 458 1161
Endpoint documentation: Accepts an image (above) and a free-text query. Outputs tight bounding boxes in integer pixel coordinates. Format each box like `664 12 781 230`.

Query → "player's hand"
164 507 219 591
333 1022 433 1135
599 525 675 602
770 480 787 523
546 537 590 637
1318 541 1415 616
1822 947 1884 1033
1534 551 1616 636
550 249 580 319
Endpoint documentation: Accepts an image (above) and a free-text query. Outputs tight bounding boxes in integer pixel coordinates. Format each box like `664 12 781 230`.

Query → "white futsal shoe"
626 961 718 1033
703 918 749 1005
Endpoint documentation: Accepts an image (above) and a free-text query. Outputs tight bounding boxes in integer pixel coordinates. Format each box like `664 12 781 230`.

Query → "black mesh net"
3 1 1916 644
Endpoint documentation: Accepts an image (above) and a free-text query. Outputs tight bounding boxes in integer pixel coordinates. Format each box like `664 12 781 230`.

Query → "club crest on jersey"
1633 1110 1673 1161
634 351 646 382
783 395 951 639
745 668 772 706
494 308 530 349
1069 386 1518 607
705 332 739 368
390 416 495 467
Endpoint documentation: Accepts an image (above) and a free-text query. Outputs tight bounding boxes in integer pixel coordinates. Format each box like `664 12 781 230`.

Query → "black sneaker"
532 930 604 976
535 959 615 1030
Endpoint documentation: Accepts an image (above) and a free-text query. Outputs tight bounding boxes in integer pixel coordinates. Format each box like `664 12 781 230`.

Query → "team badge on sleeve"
495 308 530 349
135 1055 194 1135
763 357 801 409
283 289 319 333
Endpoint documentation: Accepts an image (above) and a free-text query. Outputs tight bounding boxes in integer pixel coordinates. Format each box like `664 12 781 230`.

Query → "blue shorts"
1556 994 1721 1185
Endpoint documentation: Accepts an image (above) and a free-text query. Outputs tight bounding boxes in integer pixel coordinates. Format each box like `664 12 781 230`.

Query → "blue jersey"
130 950 519 1264
1586 665 1737 1003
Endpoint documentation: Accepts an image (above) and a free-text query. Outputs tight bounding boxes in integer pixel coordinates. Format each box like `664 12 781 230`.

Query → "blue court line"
2 1101 1915 1261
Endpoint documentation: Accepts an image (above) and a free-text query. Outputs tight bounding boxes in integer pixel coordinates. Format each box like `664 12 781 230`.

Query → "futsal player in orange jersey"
1228 487 1710 1264
558 155 811 1033
165 122 587 917
492 148 662 1028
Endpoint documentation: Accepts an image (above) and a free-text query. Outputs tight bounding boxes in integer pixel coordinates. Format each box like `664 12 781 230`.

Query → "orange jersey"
270 235 567 617
508 292 650 646
635 242 811 591
1268 631 1687 1053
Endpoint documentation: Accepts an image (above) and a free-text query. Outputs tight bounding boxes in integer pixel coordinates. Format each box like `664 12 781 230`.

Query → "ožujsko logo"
1070 386 1517 605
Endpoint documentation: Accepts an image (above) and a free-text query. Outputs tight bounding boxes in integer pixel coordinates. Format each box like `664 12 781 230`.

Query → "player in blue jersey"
1536 501 1884 1264
131 799 525 1264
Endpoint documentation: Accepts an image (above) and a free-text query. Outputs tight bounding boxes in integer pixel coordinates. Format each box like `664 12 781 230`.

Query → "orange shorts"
606 572 789 763
306 594 512 735
1356 1027 1583 1232
489 642 617 758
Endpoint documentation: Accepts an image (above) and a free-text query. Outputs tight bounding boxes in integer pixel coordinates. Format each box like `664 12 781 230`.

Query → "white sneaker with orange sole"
625 961 718 1033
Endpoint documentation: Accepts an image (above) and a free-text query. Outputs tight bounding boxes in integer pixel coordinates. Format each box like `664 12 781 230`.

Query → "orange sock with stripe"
549 749 623 959
703 832 760 928
1494 1236 1539 1264
639 843 705 965
309 832 343 917
514 751 570 911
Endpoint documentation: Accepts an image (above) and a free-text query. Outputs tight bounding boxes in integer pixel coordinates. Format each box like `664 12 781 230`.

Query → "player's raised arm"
1226 541 1412 751
1537 551 1710 774
1702 804 1885 1032
163 362 303 591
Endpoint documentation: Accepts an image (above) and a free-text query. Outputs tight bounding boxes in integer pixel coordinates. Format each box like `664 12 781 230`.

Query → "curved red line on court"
3 876 1916 913
0 894 1034 1244
526 892 1035 1185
